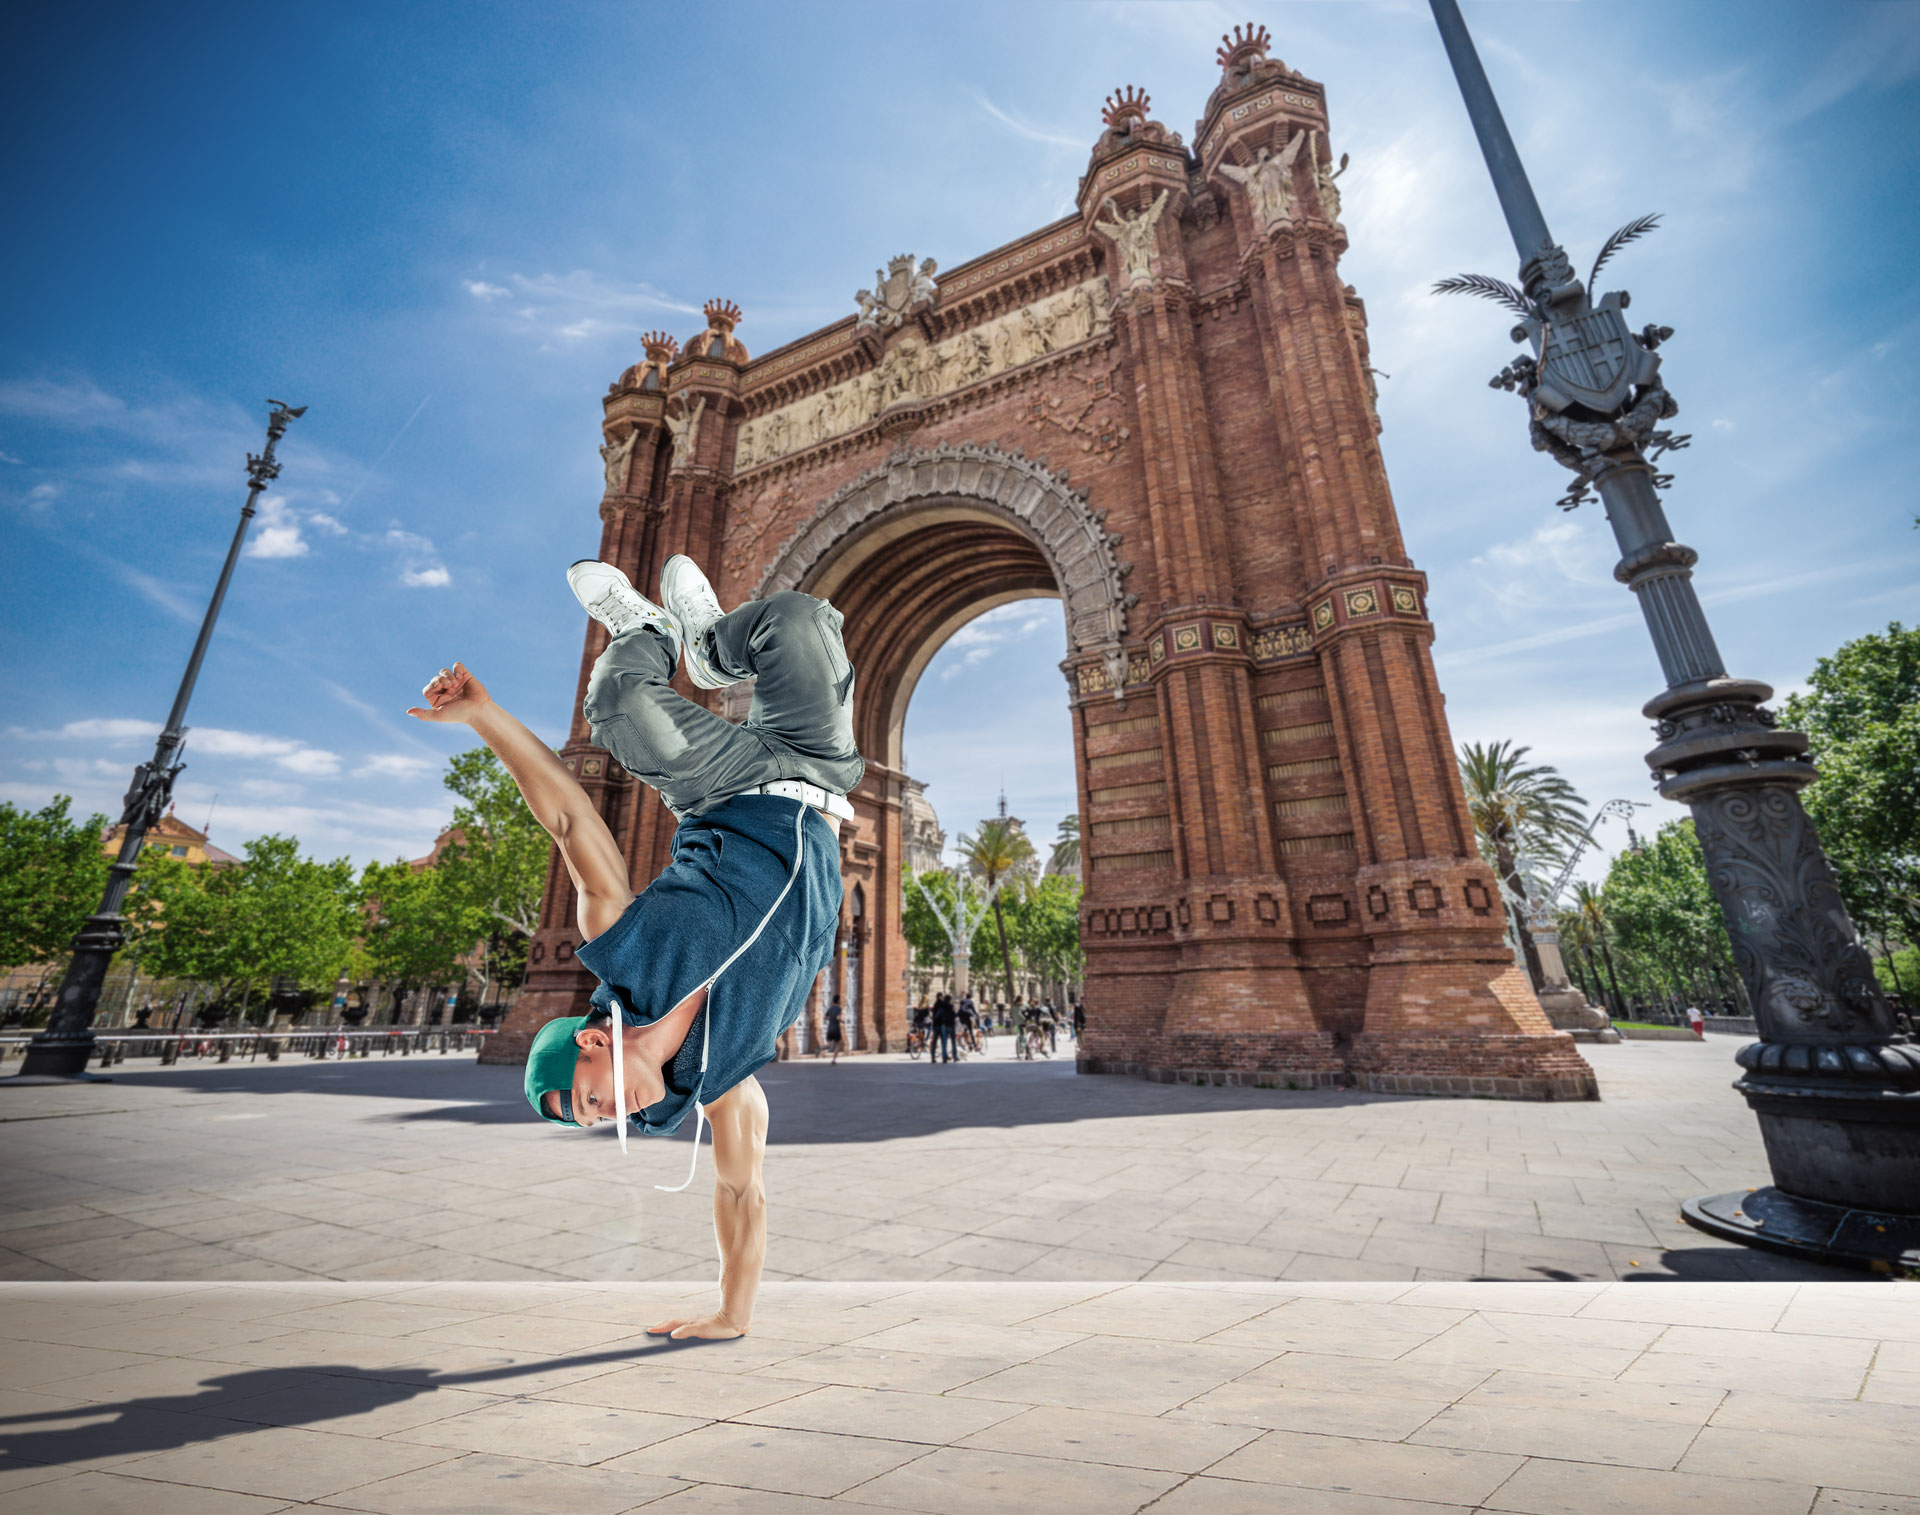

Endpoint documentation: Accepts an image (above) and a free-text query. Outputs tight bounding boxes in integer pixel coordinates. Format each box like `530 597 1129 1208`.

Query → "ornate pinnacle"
702 299 743 331
640 330 680 361
1216 23 1271 71
1101 85 1150 131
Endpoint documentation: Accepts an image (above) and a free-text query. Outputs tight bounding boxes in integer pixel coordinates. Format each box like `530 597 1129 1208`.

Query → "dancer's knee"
583 662 664 727
761 589 818 628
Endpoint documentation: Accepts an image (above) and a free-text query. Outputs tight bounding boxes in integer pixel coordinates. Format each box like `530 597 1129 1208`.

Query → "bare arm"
646 1074 768 1339
407 663 635 941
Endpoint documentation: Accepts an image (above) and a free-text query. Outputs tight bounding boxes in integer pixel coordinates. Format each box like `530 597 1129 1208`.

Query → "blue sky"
2 1 1916 883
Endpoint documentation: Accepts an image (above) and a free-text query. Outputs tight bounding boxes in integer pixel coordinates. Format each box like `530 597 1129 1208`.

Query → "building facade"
485 27 1595 1100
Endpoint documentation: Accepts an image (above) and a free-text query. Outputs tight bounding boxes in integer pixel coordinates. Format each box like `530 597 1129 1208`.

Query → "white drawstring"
648 798 810 1192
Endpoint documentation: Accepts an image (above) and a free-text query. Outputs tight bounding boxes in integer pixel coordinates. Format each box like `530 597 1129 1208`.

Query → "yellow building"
100 810 238 868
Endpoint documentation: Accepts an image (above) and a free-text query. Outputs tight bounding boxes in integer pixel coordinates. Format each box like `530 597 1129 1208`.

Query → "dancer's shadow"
0 1334 717 1472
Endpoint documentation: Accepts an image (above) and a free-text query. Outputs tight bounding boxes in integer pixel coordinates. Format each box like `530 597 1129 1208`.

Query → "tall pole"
15 401 306 1081
1428 0 1920 1271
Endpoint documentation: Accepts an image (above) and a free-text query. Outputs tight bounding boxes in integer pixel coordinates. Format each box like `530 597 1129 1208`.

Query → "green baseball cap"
525 1014 592 1126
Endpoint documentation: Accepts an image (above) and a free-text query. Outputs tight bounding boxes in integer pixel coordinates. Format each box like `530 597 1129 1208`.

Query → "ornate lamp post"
13 401 305 1082
1428 0 1918 1270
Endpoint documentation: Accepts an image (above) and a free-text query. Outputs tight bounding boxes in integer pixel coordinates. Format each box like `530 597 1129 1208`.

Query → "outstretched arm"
647 1074 768 1339
408 663 635 941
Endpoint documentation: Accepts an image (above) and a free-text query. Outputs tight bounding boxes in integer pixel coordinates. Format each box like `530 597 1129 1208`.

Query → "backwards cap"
525 1014 592 1126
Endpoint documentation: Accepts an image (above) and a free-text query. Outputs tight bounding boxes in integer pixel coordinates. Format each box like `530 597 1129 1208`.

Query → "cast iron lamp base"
1684 1187 1920 1274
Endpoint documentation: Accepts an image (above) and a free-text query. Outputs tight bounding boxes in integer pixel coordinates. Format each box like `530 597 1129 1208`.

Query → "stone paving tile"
955 1403 1261 1471
1481 1457 1818 1514
387 1394 709 1463
733 1383 1021 1444
1680 1425 1920 1498
607 1422 925 1498
0 1470 295 1515
112 1424 455 1501
1206 1426 1524 1505
315 1450 680 1514
1811 1493 1920 1515
840 1444 1181 1515
1145 1476 1479 1514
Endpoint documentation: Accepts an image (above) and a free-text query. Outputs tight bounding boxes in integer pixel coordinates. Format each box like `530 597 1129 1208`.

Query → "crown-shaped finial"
641 330 680 360
703 299 743 330
1101 85 1151 131
1216 23 1271 71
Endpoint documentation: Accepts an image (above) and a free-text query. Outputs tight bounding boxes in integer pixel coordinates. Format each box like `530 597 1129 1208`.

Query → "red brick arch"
486 38 1597 1101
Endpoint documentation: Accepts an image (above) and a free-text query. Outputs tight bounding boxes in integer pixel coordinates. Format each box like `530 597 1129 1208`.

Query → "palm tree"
1457 740 1588 991
1049 814 1081 877
1572 880 1625 1015
957 817 1035 1007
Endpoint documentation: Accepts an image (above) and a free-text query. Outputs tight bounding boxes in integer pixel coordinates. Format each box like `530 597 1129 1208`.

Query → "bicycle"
906 1026 928 1060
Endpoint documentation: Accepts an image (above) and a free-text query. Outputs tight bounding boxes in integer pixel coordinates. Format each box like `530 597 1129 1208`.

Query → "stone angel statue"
1218 132 1307 226
1094 190 1171 286
599 428 639 495
1309 130 1349 225
908 257 939 308
665 394 707 467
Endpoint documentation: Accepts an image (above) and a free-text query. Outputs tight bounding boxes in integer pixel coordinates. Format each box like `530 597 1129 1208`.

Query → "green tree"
1013 872 1084 1001
957 817 1035 1007
359 859 479 1023
1598 819 1742 1010
1458 741 1588 989
0 797 111 976
1781 621 1920 958
130 835 359 1022
434 748 550 1005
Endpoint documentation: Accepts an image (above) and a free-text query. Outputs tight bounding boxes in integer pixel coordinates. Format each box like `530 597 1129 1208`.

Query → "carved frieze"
734 277 1112 472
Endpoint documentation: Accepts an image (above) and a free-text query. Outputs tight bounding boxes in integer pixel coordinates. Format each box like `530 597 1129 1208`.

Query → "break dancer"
407 555 859 1340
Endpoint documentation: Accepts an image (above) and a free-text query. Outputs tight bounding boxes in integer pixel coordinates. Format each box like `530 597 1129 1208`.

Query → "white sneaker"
659 554 735 689
566 560 682 660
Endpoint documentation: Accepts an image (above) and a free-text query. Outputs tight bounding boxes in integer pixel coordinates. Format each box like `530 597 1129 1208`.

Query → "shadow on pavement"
100 1052 1399 1142
0 1336 722 1473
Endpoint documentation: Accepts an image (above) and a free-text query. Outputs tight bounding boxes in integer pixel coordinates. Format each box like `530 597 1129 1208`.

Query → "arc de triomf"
485 27 1598 1102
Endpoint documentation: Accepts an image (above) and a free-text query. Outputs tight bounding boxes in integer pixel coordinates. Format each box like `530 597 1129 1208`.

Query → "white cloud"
246 495 310 559
384 526 451 587
186 727 342 776
0 450 20 464
307 512 347 535
355 753 435 780
275 748 345 777
19 717 161 743
402 565 452 588
465 280 510 299
975 95 1084 150
28 482 58 505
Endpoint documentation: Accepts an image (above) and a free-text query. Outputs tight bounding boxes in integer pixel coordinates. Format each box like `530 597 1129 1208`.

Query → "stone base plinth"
1347 1032 1599 1102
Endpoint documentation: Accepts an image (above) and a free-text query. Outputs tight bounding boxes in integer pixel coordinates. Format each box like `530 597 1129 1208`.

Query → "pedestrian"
931 992 957 1064
1686 1003 1705 1039
410 554 858 1342
1043 1000 1058 1054
1072 1000 1086 1043
824 997 844 1064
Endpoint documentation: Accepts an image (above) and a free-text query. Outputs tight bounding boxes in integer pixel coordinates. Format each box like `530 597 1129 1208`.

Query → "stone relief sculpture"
734 275 1113 471
599 428 639 494
1217 132 1307 226
854 253 940 332
1094 191 1171 286
1309 130 1349 225
665 395 707 466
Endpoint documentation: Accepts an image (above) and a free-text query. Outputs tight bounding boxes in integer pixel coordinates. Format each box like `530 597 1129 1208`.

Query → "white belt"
751 779 854 820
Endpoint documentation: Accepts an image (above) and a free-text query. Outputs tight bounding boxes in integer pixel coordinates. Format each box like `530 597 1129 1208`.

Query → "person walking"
824 997 844 1064
1072 1000 1086 1044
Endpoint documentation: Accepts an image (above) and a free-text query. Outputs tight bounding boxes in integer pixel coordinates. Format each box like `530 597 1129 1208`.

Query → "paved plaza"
5 1040 1918 1511
0 1037 1872 1285
1 1279 1916 1513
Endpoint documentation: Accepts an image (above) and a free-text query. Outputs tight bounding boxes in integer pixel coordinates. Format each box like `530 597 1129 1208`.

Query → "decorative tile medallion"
1173 624 1203 653
1390 585 1421 615
1252 623 1314 661
1344 587 1380 618
1312 599 1335 632
1212 623 1239 649
1150 636 1166 664
581 758 603 776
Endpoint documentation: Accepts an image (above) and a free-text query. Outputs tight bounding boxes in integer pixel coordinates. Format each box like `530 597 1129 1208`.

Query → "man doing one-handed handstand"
409 555 859 1340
